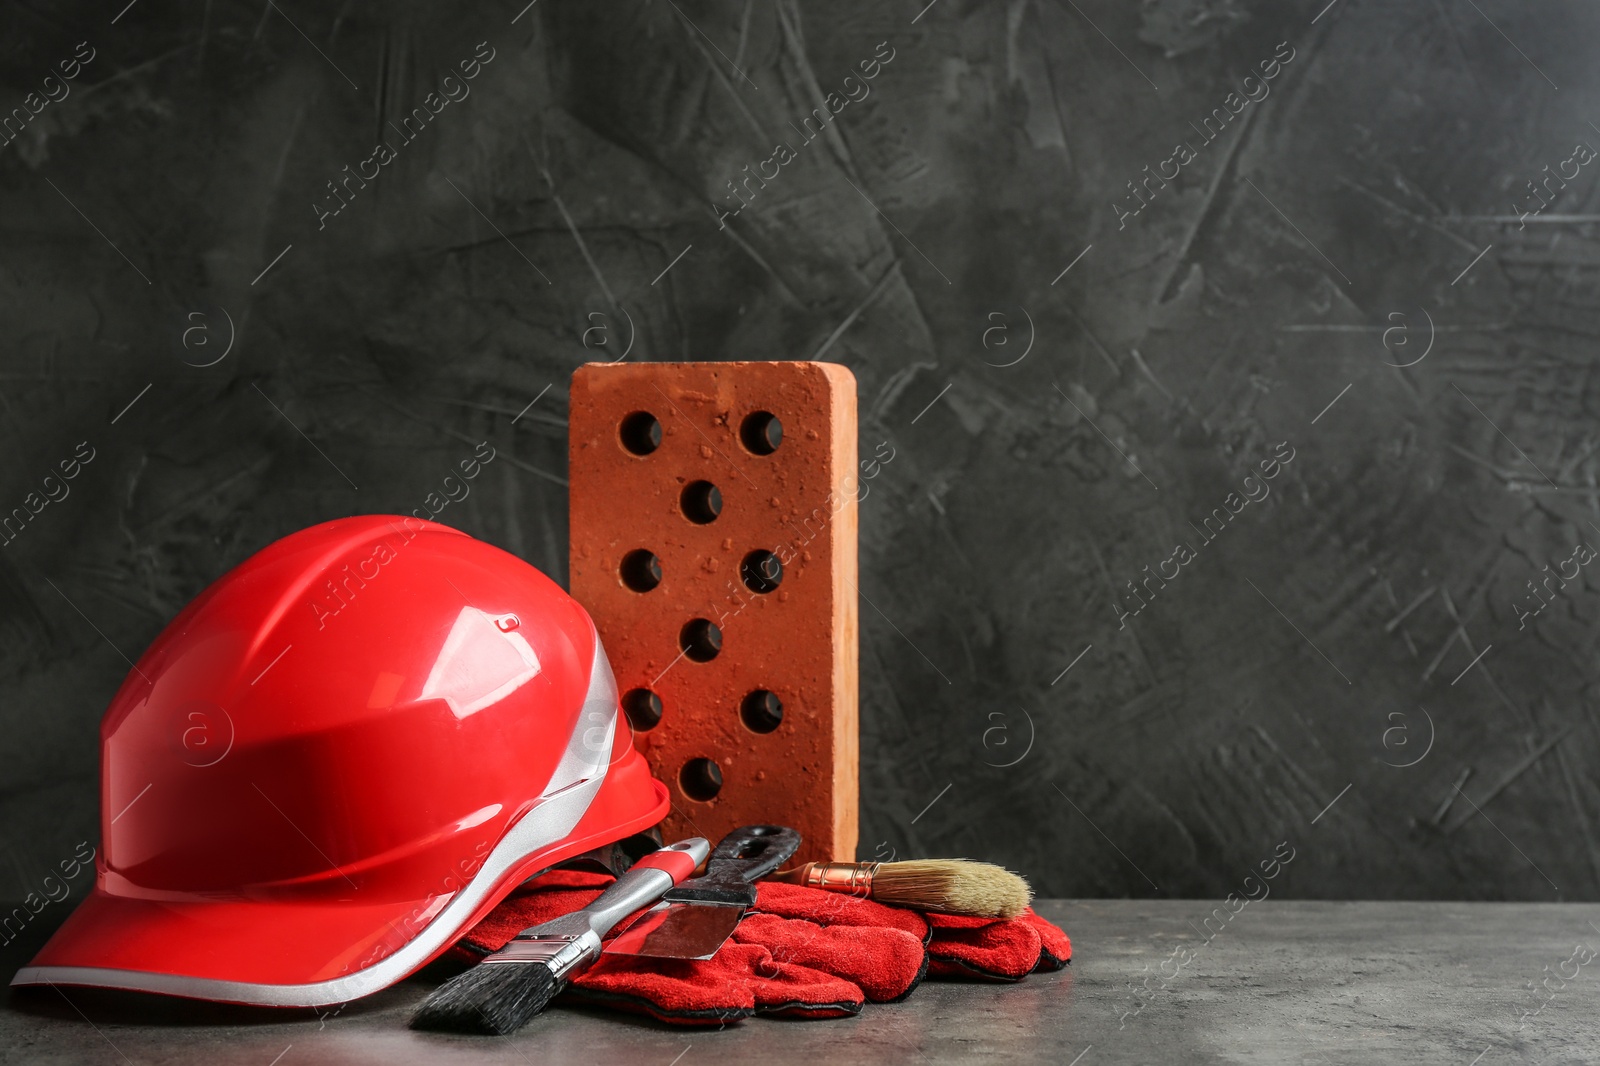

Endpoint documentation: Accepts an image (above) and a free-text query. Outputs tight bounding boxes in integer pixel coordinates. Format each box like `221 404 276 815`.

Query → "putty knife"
603 825 800 960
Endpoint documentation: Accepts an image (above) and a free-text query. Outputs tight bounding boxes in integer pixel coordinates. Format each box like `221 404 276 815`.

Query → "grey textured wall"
1 0 1595 904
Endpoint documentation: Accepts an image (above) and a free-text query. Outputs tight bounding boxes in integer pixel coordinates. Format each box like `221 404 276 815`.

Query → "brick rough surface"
569 361 859 865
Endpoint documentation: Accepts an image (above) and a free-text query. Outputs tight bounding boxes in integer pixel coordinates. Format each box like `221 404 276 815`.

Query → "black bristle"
411 962 559 1035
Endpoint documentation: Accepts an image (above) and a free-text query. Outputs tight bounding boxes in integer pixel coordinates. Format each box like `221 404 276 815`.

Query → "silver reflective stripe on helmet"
10 626 622 1008
546 622 621 792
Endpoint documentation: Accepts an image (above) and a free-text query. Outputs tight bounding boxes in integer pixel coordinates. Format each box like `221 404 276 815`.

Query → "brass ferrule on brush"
798 861 879 897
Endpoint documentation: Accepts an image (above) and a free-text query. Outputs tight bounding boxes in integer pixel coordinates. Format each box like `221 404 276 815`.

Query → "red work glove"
455 873 930 1026
456 868 615 948
751 884 1070 978
926 907 1071 981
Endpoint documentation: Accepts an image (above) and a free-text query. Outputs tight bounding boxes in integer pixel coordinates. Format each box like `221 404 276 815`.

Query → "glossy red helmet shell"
14 516 668 1006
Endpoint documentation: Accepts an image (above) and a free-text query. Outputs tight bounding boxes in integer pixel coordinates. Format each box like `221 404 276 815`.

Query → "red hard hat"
13 516 668 1007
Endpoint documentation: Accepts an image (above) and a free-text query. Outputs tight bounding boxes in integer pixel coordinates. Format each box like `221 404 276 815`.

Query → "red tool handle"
631 844 701 884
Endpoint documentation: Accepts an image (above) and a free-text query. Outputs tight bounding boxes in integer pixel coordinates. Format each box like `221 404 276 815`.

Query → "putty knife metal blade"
604 825 800 960
602 900 745 960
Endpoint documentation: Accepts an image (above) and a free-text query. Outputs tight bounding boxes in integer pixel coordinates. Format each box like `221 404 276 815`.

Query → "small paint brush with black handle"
411 837 709 1035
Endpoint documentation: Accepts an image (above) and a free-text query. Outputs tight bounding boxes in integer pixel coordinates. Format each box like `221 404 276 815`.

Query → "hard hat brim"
12 777 669 1007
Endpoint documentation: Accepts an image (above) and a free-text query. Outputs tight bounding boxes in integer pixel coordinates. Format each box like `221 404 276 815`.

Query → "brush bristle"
872 860 1033 919
411 962 558 1035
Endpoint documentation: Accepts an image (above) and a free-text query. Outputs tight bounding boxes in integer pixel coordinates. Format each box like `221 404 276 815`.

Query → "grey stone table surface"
2 900 1598 1065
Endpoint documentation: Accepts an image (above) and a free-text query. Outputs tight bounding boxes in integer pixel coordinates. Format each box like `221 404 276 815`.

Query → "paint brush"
769 859 1032 919
411 837 708 1035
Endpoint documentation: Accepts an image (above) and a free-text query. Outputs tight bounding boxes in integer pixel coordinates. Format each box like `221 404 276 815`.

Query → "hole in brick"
679 618 722 662
741 550 783 594
680 480 723 524
740 689 783 734
739 411 782 455
620 549 662 592
679 757 723 801
622 688 663 732
619 411 662 456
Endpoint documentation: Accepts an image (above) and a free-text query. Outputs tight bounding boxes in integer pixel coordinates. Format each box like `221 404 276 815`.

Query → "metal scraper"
603 825 801 960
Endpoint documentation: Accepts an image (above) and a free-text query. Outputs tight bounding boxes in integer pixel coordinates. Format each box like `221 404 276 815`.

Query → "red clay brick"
569 362 859 865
